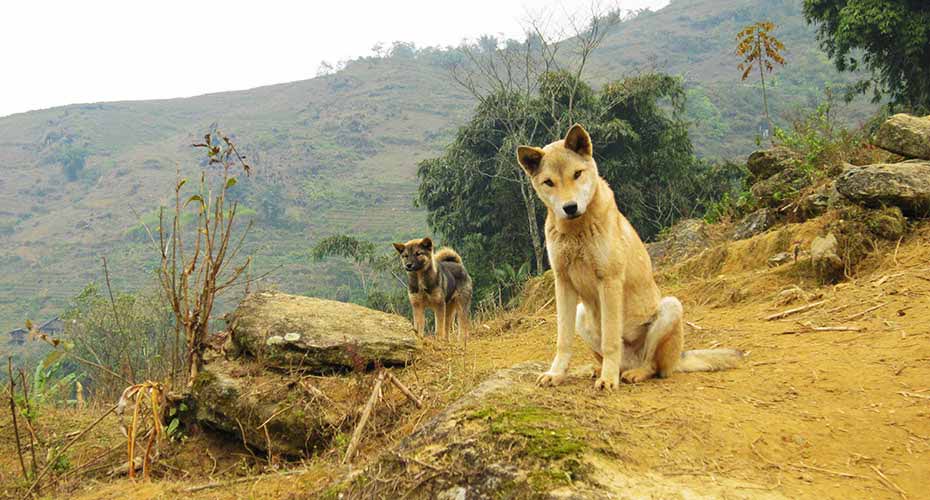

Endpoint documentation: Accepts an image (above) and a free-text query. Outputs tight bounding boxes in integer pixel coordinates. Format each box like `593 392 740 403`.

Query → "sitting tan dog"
517 124 743 390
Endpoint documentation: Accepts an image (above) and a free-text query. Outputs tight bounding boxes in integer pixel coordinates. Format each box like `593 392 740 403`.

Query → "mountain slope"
0 0 873 333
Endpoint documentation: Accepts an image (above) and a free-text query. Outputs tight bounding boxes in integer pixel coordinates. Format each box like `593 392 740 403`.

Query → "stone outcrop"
746 146 798 181
647 218 711 266
731 208 776 240
192 356 343 456
835 161 930 216
873 114 930 160
228 291 420 372
811 233 844 283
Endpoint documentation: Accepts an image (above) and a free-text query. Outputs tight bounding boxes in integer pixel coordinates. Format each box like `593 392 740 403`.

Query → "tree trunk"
758 41 771 143
520 179 546 273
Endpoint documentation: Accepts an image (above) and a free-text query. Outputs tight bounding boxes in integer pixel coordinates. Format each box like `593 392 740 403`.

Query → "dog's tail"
434 247 463 265
676 349 745 373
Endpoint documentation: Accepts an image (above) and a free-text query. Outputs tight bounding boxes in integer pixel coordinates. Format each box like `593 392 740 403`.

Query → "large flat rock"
836 161 930 216
229 291 419 372
874 114 930 160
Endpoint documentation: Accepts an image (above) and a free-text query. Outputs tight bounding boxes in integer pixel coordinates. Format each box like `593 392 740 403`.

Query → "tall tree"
803 0 930 111
736 21 787 134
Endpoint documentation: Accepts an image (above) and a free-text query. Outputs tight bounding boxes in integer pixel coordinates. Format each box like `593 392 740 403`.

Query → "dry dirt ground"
3 218 929 499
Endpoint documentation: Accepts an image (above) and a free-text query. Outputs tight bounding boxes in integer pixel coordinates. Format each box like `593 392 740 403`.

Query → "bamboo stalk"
7 358 28 480
386 372 423 409
342 371 385 464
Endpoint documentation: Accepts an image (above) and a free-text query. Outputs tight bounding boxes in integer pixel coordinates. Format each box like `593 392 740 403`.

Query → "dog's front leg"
412 303 426 336
537 275 577 387
435 302 448 341
595 279 624 390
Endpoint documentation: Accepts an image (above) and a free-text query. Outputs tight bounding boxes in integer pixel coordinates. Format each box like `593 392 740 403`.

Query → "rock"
835 161 930 216
229 291 419 372
192 356 343 456
731 209 776 240
647 218 710 266
811 233 844 283
747 147 798 181
750 167 811 208
797 181 843 220
768 252 793 267
873 114 930 160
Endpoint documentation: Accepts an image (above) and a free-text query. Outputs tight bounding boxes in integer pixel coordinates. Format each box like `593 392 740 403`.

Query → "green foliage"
803 0 930 111
62 283 176 399
492 262 531 307
774 94 866 176
43 143 90 181
27 359 78 409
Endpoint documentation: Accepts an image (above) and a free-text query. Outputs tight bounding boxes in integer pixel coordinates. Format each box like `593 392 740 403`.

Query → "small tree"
151 132 253 388
736 21 786 135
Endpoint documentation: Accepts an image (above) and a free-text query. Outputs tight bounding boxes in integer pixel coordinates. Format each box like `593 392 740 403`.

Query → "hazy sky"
1 0 669 118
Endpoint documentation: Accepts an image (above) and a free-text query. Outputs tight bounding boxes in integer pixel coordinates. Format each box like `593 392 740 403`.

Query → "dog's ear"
564 123 592 157
517 146 545 176
419 237 433 252
393 242 405 254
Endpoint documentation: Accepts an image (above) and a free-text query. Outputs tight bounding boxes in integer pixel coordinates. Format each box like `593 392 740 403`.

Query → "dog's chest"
548 229 618 291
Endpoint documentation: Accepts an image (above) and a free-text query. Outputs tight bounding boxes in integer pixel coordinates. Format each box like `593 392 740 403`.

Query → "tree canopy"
803 0 930 111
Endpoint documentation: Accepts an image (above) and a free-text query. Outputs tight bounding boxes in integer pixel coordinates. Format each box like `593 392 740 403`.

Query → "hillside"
0 0 873 335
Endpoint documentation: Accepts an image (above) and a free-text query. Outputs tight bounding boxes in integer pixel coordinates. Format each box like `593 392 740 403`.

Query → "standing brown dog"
393 238 472 341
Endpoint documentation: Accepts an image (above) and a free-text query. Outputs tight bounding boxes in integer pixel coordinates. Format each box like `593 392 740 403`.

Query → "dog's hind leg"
621 297 684 383
456 300 471 344
444 302 457 342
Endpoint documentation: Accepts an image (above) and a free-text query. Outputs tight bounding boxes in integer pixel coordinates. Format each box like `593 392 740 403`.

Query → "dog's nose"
563 202 578 216
405 264 414 270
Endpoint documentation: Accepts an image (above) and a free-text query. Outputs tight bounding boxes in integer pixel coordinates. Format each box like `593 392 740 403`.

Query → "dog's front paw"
594 376 619 391
621 368 653 384
536 372 566 387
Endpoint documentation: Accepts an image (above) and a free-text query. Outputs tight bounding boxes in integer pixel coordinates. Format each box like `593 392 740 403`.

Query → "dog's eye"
574 170 583 179
543 179 554 187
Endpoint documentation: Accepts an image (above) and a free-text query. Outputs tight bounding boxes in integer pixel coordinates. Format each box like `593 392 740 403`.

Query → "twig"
685 321 703 331
257 403 297 429
386 372 423 409
870 465 907 499
764 300 827 321
23 404 118 499
343 370 385 464
846 302 888 321
778 325 863 335
898 391 930 400
7 358 28 481
793 461 867 479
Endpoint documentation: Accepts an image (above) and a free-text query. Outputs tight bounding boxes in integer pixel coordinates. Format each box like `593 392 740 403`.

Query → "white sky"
1 0 669 118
